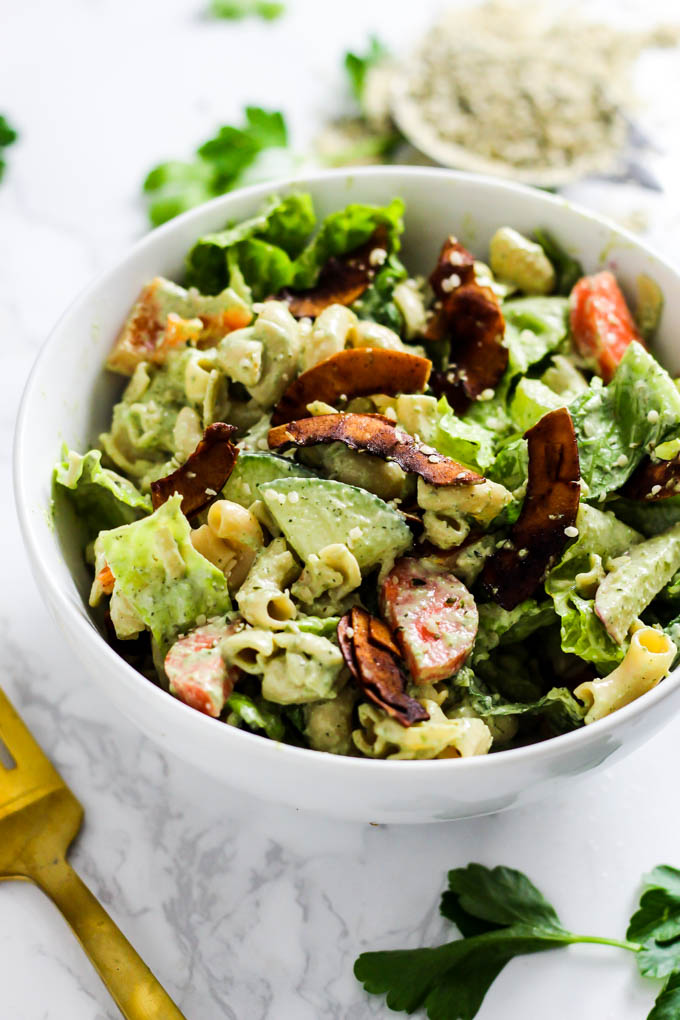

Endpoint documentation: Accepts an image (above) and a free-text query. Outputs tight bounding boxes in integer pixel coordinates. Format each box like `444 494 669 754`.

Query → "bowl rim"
14 163 680 777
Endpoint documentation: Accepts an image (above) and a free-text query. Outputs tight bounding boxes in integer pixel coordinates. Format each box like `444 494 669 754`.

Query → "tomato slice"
569 271 642 382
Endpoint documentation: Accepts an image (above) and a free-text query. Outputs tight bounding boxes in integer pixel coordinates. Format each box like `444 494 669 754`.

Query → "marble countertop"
3 1 680 1017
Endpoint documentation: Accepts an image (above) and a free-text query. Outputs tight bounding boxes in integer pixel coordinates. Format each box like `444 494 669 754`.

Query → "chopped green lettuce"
291 197 404 288
434 396 497 472
532 228 583 294
613 494 680 538
97 494 231 650
185 193 405 302
473 600 556 665
185 192 314 297
455 666 585 733
510 377 566 431
500 296 569 390
545 504 642 672
352 252 407 333
54 447 151 537
570 342 680 501
226 692 285 739
487 436 528 492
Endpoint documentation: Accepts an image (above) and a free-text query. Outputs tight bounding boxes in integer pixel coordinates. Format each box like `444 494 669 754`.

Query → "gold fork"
0 686 187 1020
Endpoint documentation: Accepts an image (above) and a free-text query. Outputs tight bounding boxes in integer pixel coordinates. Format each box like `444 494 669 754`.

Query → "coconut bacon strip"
267 413 483 487
480 407 580 610
271 348 431 426
150 422 239 516
337 607 429 727
622 452 680 501
423 237 508 412
277 227 391 319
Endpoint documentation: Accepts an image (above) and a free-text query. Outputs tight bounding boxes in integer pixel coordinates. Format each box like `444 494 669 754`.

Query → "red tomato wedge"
380 558 478 684
165 621 239 717
569 271 642 382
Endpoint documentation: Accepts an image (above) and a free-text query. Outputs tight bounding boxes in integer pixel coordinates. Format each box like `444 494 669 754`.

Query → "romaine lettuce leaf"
352 252 407 333
435 396 497 472
185 193 405 302
97 494 231 650
473 600 556 665
510 377 566 431
487 436 528 492
54 447 151 537
185 192 314 296
226 692 285 740
454 666 585 733
545 504 642 672
569 342 680 501
613 494 680 538
500 296 569 389
292 197 404 288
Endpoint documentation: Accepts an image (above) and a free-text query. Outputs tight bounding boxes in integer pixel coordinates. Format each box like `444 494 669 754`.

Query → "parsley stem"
572 934 641 953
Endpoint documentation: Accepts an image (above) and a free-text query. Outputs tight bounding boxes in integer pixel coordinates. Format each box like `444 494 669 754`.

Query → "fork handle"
30 857 187 1020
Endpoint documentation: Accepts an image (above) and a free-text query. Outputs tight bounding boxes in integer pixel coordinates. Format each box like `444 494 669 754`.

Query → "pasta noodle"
291 543 361 609
235 537 299 629
575 626 676 724
353 700 493 760
418 476 512 527
299 304 357 372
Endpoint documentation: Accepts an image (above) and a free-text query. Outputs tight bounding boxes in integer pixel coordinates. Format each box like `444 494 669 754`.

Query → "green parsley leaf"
649 971 680 1020
355 925 573 1020
355 863 642 1019
628 866 680 979
441 863 566 933
143 106 289 226
344 35 389 102
210 0 285 20
0 113 18 182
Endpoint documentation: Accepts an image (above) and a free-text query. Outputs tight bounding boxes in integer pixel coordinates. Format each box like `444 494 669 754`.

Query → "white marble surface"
3 1 680 1017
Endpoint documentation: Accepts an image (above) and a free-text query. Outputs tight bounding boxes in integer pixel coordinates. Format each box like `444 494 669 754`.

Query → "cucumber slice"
259 477 412 571
222 452 314 508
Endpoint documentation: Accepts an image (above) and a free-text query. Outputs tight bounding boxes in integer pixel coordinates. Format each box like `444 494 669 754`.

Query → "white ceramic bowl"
15 167 680 823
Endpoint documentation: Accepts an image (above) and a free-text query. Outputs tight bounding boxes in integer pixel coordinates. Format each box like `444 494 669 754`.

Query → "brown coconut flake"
337 607 429 726
150 422 239 516
267 413 483 486
479 407 580 609
271 347 431 426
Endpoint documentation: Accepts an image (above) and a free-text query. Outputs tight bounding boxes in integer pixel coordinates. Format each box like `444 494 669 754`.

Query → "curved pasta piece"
380 557 478 684
622 452 680 501
268 413 483 487
480 407 580 610
575 627 676 724
150 422 239 516
271 348 432 426
277 227 390 319
337 607 429 727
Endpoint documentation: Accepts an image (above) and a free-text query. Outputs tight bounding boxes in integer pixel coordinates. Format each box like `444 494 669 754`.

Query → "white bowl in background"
14 167 680 823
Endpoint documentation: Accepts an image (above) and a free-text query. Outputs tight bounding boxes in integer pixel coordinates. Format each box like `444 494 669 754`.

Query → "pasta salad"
53 193 680 760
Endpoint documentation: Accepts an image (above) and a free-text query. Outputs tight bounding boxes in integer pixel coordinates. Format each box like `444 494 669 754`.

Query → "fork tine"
0 687 64 818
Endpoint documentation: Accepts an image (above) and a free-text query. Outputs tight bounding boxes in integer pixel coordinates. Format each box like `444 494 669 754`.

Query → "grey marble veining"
3 1 680 1017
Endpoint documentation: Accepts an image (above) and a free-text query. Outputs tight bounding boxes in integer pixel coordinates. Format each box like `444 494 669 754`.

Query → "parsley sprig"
0 114 18 182
355 863 680 1019
143 106 291 226
210 0 285 20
